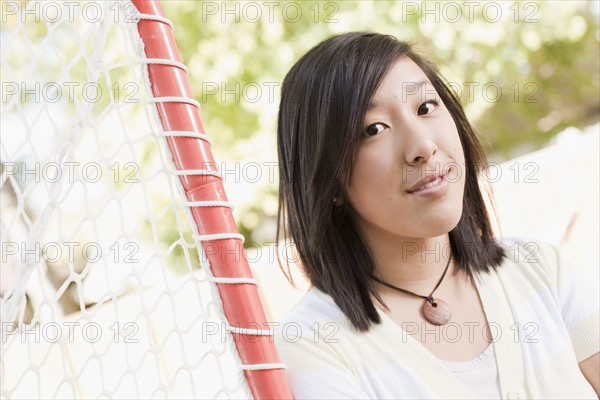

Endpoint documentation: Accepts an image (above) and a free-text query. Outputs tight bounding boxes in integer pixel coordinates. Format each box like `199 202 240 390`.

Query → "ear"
333 179 347 207
333 193 345 206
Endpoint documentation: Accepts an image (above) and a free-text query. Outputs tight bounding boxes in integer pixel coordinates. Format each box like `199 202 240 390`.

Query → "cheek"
451 136 467 193
353 144 389 182
348 156 376 197
443 120 465 163
453 141 465 163
347 147 394 202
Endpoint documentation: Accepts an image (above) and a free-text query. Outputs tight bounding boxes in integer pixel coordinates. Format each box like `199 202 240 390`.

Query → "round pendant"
422 298 451 325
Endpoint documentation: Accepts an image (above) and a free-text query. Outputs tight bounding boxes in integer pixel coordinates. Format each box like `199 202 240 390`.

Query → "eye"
417 100 438 116
364 123 386 137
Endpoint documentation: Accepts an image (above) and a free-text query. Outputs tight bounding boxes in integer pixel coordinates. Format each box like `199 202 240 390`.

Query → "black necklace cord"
371 254 452 307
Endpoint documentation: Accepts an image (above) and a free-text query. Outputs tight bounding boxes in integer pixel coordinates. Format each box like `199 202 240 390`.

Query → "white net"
1 1 252 398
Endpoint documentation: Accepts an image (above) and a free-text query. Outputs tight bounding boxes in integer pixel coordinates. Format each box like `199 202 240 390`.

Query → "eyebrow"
367 80 430 111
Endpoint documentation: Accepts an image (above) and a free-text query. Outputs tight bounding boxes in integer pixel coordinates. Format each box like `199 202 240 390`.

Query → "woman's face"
345 57 466 242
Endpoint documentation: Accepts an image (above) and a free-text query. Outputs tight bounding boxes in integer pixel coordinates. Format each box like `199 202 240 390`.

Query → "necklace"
371 254 452 326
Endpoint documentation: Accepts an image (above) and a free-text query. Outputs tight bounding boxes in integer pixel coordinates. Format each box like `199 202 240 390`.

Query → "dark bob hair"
276 32 505 332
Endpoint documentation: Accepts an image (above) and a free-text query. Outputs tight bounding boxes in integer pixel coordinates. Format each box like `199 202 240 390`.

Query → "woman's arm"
580 352 600 397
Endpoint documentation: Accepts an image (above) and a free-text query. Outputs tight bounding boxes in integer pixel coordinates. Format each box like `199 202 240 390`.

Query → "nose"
402 121 438 164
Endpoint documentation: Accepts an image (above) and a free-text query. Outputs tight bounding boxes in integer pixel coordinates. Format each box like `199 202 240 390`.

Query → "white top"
441 344 502 399
274 238 599 399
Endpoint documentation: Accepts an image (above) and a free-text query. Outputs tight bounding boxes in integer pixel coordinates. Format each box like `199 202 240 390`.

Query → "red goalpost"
132 1 292 398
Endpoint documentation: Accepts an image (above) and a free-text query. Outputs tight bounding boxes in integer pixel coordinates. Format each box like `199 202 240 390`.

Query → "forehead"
368 57 432 110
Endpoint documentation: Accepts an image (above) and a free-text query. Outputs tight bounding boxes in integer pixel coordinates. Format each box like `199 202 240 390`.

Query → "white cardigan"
274 238 599 399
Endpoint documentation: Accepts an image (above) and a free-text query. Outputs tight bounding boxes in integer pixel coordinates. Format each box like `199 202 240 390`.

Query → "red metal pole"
131 1 292 398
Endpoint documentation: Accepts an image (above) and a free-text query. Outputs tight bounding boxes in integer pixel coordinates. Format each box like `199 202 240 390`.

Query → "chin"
412 207 463 239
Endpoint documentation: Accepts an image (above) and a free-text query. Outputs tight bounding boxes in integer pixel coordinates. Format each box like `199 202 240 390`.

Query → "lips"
406 170 449 194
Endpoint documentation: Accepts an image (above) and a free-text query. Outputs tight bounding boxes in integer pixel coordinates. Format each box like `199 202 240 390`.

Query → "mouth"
406 170 450 194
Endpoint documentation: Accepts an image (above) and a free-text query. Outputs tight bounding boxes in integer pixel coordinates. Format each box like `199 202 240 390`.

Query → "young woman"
274 32 599 399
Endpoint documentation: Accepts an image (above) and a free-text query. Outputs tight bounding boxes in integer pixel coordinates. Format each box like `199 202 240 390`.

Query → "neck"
367 232 454 292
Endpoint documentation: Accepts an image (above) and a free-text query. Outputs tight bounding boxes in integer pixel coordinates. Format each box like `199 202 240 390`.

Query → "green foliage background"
160 0 599 246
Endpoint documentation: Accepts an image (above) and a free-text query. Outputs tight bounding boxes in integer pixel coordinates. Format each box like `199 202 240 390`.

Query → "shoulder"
278 288 344 325
492 235 598 329
496 236 559 266
273 289 375 397
494 236 597 291
274 288 354 348
494 236 565 284
481 236 584 319
493 236 599 364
